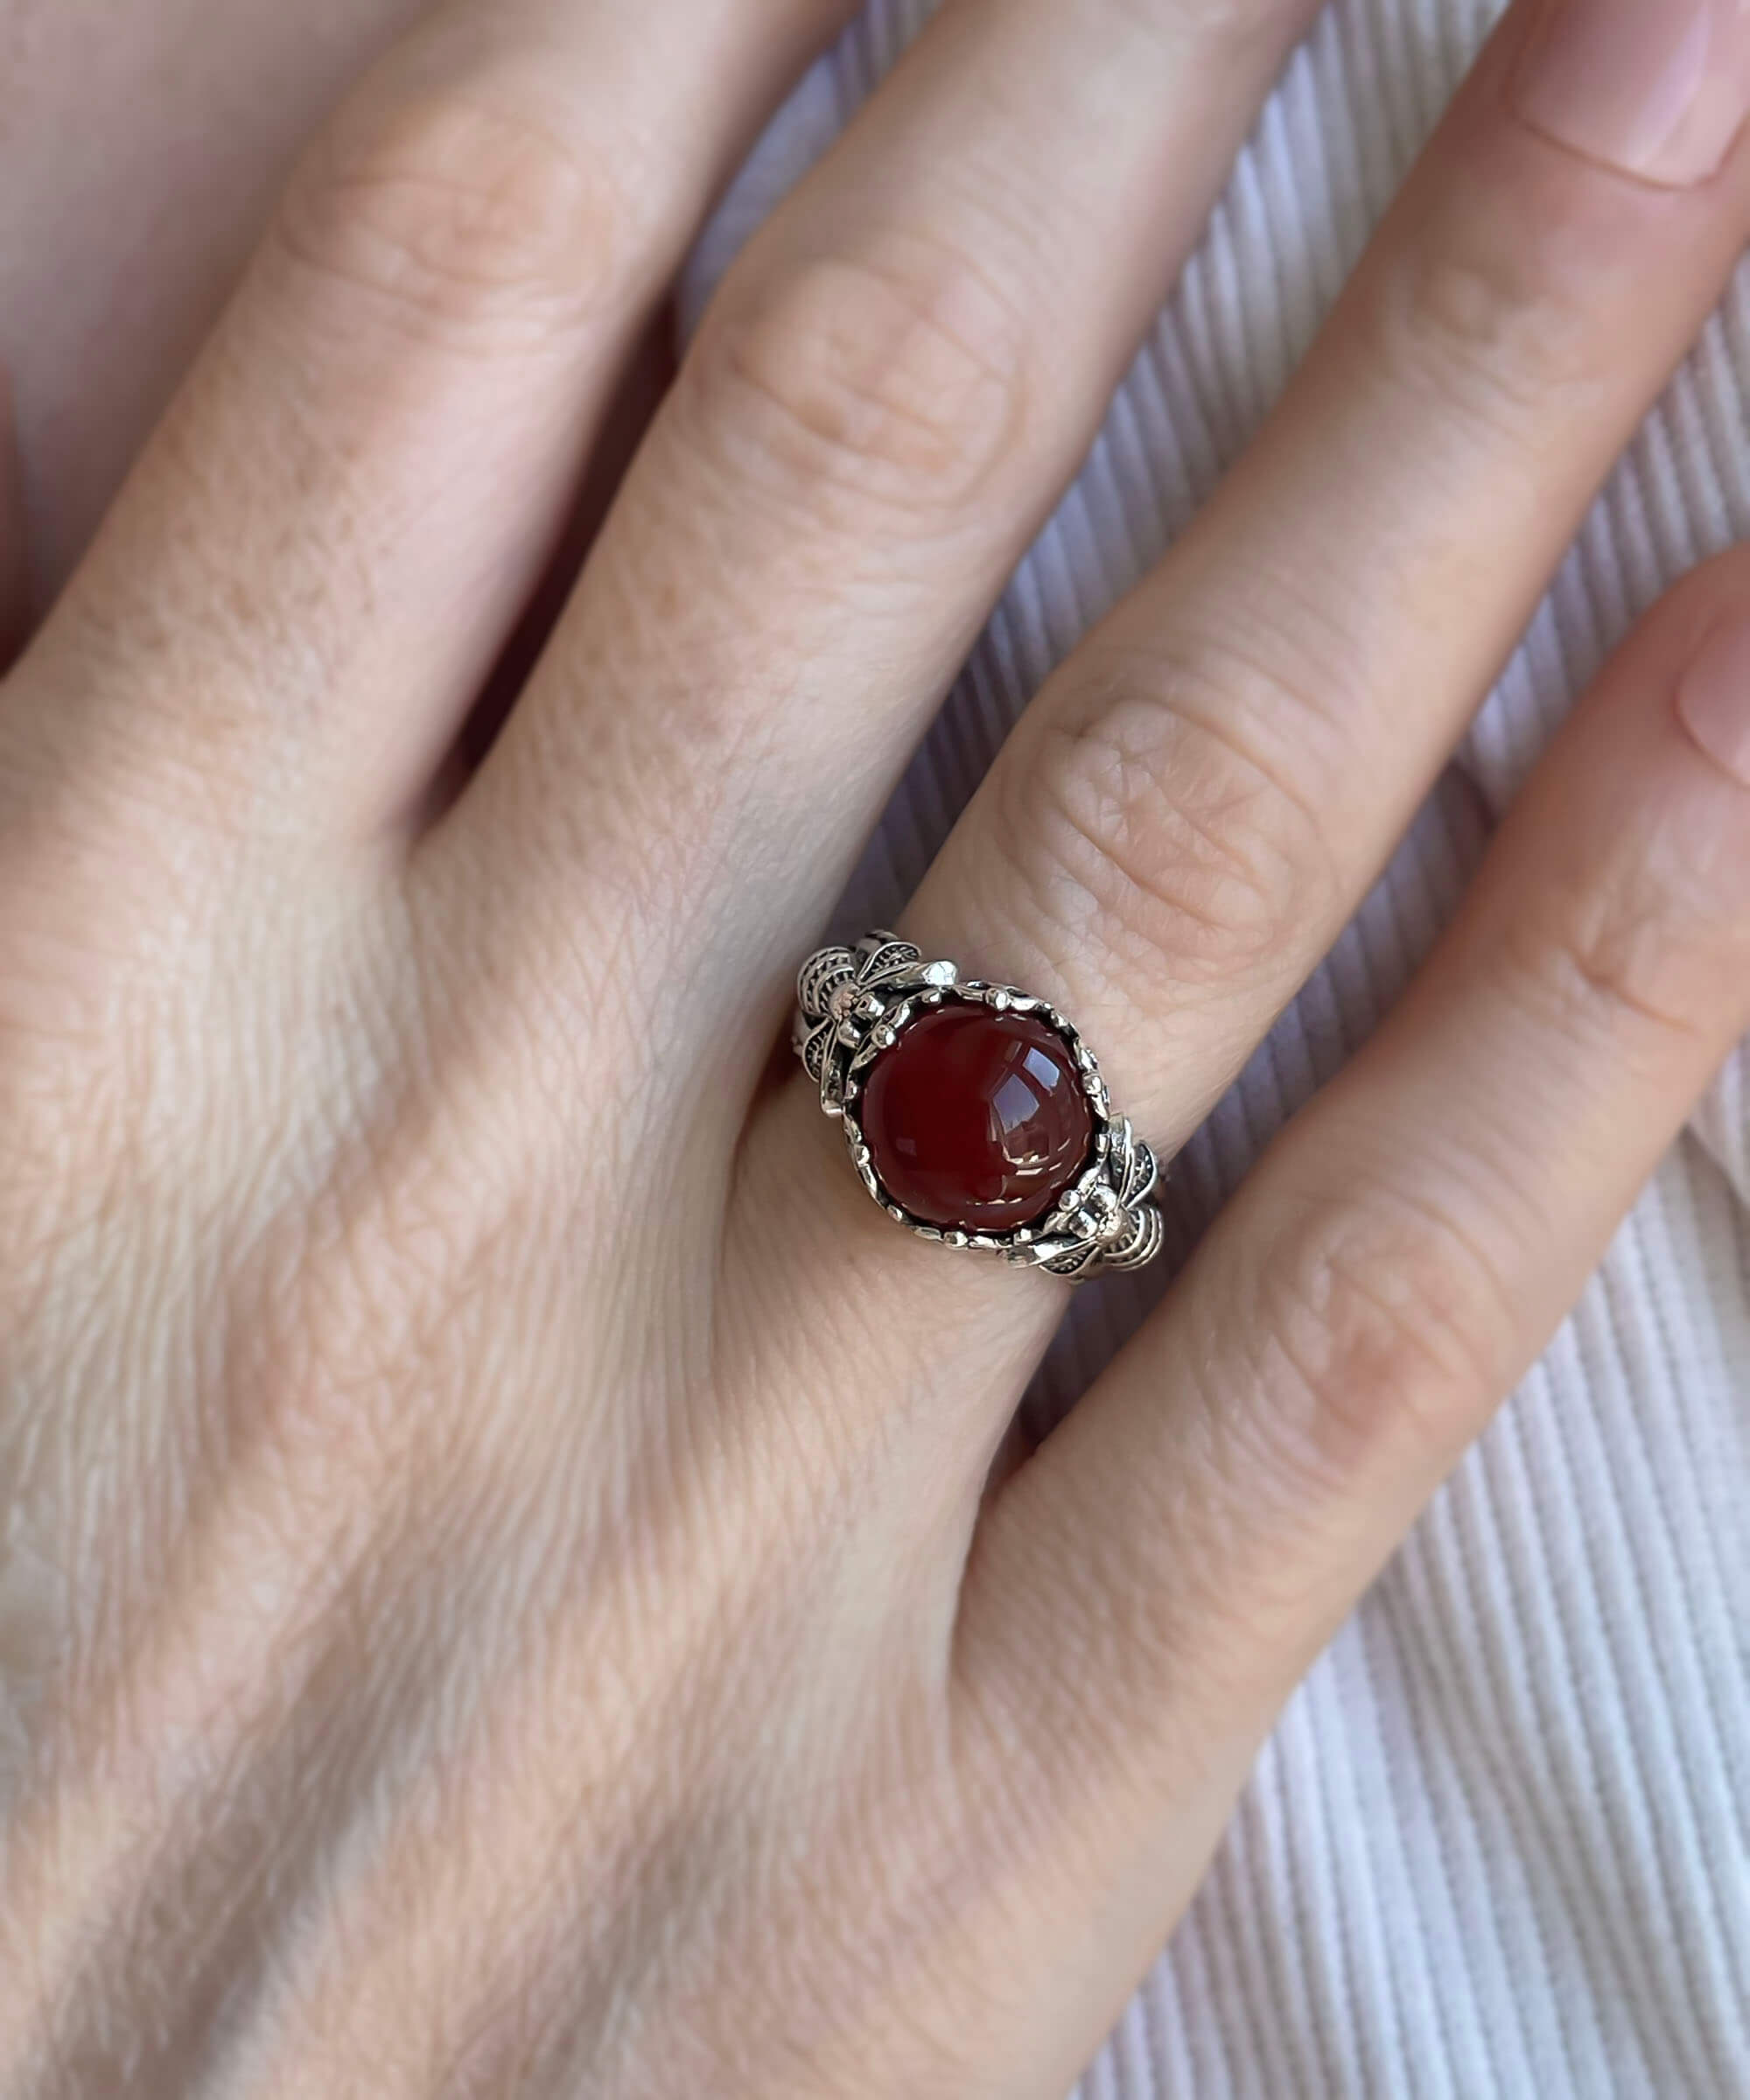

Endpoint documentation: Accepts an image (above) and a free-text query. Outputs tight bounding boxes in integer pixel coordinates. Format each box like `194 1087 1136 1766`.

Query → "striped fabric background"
683 4 1750 2093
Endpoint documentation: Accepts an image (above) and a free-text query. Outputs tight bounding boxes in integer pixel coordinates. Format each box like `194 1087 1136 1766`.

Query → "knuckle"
274 88 620 349
1246 1186 1516 1491
997 644 1341 990
1367 198 1603 436
1499 853 1722 1055
683 238 1032 523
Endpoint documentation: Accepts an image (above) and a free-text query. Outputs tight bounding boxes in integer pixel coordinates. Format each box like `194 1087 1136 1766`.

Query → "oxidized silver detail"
793 930 1165 1283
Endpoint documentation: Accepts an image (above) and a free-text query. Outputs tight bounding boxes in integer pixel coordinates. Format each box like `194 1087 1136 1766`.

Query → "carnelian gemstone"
859 1004 1094 1232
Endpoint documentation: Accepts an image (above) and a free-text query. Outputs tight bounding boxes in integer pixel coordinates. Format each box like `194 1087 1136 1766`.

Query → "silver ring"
793 931 1165 1282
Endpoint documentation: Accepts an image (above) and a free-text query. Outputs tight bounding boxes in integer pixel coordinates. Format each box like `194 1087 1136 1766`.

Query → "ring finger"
737 0 1750 1474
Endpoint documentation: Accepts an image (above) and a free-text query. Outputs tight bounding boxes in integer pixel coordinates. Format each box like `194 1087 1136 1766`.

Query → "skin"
0 0 423 600
3 0 1749 2093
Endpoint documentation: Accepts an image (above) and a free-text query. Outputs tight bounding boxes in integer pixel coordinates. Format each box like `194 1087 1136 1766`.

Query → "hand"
5 2 1750 2093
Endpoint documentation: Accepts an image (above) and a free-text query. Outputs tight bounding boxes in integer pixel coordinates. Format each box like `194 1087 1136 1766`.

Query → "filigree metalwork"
793 930 1165 1282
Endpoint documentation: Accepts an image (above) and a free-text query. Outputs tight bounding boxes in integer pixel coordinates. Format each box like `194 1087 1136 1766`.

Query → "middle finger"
437 0 1325 1089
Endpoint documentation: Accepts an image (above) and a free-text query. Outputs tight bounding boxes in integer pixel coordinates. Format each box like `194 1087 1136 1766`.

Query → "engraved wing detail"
1030 1120 1165 1282
794 931 927 1116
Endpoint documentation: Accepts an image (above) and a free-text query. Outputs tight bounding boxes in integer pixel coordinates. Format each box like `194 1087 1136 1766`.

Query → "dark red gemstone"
858 1004 1094 1233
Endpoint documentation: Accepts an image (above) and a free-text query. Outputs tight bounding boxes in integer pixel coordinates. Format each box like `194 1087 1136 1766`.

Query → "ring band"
793 931 1164 1282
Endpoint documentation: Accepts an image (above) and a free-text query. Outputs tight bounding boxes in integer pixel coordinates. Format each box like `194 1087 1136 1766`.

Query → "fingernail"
1514 0 1750 187
1677 613 1750 787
